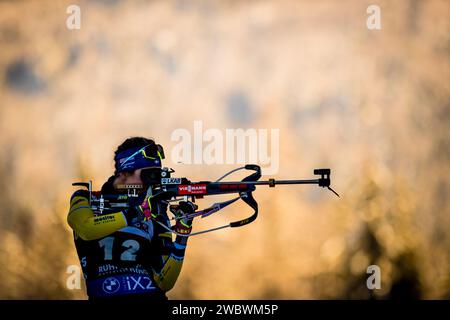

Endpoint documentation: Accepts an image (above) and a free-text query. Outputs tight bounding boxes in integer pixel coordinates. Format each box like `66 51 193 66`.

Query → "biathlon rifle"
73 164 339 236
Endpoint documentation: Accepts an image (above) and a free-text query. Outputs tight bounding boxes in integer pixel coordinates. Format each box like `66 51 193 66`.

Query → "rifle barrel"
211 179 320 186
259 179 320 185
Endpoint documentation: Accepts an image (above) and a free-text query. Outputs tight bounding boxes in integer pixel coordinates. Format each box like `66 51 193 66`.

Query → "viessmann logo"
178 184 207 195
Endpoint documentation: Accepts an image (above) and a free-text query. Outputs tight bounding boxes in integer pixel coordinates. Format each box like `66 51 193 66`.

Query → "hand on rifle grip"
123 196 153 225
171 201 197 235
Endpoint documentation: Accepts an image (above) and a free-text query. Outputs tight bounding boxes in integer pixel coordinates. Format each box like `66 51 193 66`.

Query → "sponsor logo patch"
178 184 207 195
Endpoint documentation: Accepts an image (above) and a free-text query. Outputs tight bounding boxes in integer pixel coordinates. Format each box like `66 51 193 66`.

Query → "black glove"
170 201 197 235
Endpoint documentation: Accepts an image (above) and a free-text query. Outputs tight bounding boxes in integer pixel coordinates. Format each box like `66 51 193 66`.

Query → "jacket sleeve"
150 213 189 292
67 190 128 241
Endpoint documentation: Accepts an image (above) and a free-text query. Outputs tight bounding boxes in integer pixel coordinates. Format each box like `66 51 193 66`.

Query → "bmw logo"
102 277 120 294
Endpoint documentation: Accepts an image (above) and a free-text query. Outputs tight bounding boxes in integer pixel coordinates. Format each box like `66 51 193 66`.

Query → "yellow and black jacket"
68 187 188 299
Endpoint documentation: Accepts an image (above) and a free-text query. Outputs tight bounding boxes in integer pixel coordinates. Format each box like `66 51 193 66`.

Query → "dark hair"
114 137 156 159
101 137 156 193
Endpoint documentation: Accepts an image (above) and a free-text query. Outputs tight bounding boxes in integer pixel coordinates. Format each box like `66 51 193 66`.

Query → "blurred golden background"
0 0 449 299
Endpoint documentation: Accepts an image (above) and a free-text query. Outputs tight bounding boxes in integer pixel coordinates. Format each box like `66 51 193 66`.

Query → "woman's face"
113 168 144 188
